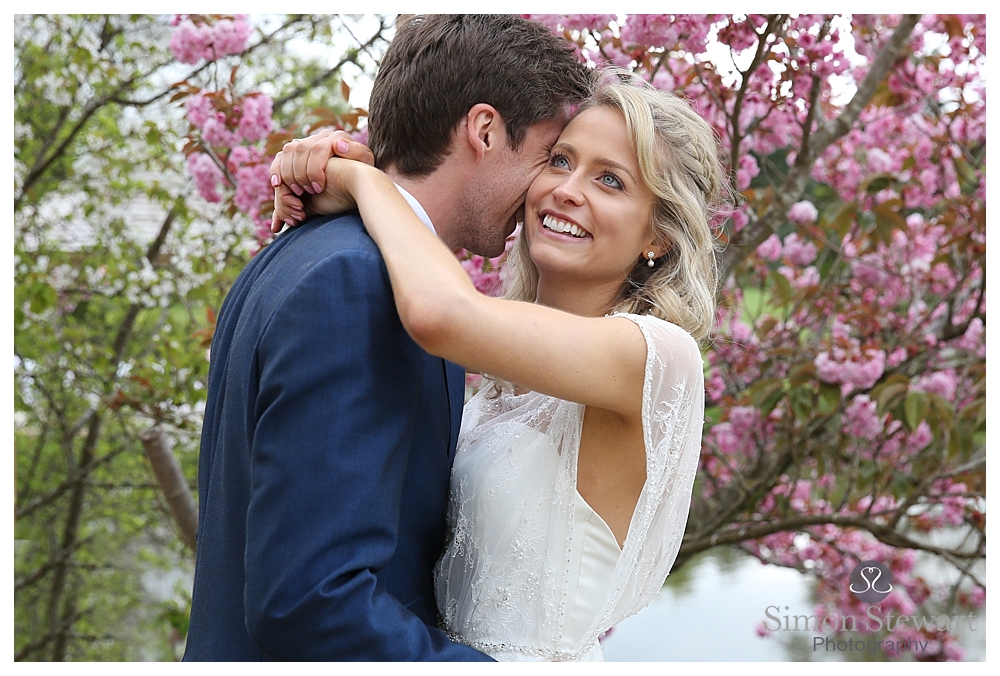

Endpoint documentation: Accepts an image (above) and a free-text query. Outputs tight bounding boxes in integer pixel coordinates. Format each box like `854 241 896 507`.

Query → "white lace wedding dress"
434 314 705 661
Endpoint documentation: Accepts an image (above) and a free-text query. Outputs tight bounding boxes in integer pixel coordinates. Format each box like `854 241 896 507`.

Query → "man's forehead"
527 114 569 148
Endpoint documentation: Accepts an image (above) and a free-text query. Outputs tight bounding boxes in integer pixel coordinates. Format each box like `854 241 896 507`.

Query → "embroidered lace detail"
435 314 705 660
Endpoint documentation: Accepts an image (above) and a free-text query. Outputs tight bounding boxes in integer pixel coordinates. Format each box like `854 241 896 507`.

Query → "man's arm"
243 249 489 661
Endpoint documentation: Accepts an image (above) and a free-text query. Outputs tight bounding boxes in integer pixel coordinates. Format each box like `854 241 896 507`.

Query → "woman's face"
524 105 658 290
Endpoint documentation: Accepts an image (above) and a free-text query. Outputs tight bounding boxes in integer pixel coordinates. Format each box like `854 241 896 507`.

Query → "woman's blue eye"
550 154 570 169
601 173 623 190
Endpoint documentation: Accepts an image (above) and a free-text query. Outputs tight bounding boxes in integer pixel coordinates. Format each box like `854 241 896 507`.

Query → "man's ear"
464 103 504 163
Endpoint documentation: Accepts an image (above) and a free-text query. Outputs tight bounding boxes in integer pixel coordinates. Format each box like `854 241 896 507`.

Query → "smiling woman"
270 68 731 661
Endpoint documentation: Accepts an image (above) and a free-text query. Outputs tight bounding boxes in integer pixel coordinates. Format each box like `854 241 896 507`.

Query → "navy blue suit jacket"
184 215 490 661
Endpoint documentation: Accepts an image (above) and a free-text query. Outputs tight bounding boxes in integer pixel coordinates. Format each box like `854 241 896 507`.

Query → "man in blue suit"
184 15 592 660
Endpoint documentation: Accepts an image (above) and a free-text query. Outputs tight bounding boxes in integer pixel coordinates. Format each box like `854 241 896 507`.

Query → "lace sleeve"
591 313 705 636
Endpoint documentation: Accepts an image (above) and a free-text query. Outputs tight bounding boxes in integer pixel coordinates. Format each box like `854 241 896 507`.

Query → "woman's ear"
644 236 670 264
464 103 502 162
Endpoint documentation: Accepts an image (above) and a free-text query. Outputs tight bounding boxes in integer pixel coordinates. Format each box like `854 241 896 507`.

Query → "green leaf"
28 284 57 314
822 199 858 238
872 200 906 246
818 383 841 415
751 377 785 416
871 374 910 415
789 386 815 421
788 361 816 387
925 391 955 428
769 270 793 305
863 174 893 194
904 391 930 431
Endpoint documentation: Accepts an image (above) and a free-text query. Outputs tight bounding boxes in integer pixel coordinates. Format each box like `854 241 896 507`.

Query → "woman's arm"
307 159 649 422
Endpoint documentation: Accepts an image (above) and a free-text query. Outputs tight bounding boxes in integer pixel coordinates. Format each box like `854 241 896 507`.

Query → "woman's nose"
552 173 584 205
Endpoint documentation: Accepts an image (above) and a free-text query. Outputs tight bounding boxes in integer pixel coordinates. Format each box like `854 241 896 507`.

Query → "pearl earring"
646 251 656 267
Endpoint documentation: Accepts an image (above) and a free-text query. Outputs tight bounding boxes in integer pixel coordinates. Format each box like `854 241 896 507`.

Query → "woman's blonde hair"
502 68 729 342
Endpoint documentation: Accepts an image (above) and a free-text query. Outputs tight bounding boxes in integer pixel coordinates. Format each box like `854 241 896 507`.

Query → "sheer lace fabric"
434 314 705 661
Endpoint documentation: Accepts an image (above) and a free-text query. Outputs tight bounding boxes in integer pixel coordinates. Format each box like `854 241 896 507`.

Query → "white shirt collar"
394 183 436 235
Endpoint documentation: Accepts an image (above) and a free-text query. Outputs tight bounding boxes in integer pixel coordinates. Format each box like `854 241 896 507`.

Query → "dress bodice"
434 314 705 661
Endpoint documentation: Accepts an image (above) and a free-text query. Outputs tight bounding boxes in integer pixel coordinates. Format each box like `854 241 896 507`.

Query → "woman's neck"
534 275 622 318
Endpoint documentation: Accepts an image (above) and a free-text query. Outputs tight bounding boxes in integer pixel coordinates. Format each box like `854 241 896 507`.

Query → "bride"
272 72 727 661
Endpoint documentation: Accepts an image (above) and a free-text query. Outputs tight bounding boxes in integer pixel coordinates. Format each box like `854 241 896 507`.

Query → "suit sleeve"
243 249 491 661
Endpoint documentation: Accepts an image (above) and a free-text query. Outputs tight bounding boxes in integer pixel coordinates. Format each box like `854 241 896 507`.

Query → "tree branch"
721 14 922 276
140 426 198 553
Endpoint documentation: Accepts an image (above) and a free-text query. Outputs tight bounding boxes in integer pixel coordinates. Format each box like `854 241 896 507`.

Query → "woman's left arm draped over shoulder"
336 162 650 421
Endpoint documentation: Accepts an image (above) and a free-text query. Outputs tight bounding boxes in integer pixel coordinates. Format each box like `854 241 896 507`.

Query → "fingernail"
270 174 280 187
337 140 349 153
284 218 296 227
312 182 322 194
290 184 303 196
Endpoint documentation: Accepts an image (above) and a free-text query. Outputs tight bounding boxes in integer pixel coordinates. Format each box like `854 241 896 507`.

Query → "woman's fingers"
271 183 306 234
271 130 373 196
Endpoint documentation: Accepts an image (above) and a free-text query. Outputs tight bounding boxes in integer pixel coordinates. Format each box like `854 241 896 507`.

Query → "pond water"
601 548 986 662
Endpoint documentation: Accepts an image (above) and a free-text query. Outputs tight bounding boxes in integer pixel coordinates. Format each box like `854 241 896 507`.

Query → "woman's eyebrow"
594 157 637 182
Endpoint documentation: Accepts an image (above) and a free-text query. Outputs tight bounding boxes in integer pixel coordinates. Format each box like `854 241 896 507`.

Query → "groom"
184 15 591 660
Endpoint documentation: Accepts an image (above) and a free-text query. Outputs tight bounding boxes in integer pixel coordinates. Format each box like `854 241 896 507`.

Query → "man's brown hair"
367 14 593 177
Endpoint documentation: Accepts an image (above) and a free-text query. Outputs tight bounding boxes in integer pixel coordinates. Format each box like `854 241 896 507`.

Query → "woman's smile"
540 212 591 240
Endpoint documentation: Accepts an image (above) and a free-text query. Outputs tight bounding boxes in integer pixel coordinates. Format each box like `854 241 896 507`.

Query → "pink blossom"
170 19 212 64
794 265 820 289
844 395 882 439
911 370 958 401
650 69 676 92
782 232 818 266
955 317 984 351
237 94 273 143
735 153 759 191
185 92 213 128
705 371 725 402
233 162 272 218
187 152 225 203
621 14 679 49
886 347 907 368
905 421 932 452
756 234 782 262
169 15 251 64
787 200 818 224
201 114 239 148
210 17 252 58
459 255 503 297
351 127 369 145
559 14 615 32
815 344 886 391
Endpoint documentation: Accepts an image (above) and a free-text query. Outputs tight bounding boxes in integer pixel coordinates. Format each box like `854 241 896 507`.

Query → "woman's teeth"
543 214 588 238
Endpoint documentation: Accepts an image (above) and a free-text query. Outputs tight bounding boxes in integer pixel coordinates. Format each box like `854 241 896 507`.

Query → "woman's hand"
270 130 375 233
